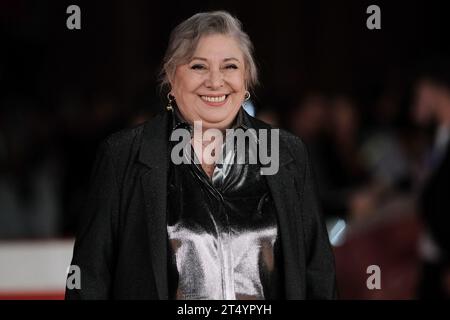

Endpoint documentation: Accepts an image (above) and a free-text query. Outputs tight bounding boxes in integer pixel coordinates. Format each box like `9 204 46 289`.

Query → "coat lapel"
247 114 306 299
266 158 307 299
138 111 170 300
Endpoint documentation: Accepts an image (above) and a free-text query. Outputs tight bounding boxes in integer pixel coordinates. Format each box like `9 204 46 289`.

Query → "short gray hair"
160 11 258 93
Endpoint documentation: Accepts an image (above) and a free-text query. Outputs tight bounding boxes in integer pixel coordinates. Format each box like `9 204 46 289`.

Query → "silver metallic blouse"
166 107 283 300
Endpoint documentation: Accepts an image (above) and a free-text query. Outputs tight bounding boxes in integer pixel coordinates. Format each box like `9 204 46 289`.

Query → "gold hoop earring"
244 91 251 101
166 93 175 111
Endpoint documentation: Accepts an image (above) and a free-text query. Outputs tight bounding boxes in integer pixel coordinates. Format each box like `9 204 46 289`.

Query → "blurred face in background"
290 95 327 141
331 97 359 143
413 80 439 126
170 34 247 131
413 79 450 127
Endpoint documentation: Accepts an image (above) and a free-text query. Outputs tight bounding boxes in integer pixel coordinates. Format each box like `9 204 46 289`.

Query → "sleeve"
65 140 119 300
298 140 338 299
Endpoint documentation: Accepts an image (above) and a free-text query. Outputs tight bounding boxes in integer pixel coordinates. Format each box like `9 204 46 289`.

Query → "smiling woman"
161 11 257 132
170 34 246 130
66 10 337 300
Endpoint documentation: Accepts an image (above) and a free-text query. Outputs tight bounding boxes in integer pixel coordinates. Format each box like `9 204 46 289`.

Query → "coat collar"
137 109 304 299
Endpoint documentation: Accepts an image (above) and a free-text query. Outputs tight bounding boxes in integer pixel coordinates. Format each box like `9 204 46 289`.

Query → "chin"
199 116 229 128
198 108 232 123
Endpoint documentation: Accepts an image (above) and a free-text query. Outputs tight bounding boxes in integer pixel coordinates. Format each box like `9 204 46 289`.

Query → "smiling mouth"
200 94 229 103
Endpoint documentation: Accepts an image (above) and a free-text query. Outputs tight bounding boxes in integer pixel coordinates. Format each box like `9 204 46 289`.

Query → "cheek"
173 71 201 96
228 73 246 93
184 76 203 92
174 85 195 103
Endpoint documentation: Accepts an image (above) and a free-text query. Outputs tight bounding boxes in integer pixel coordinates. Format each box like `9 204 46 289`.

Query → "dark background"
4 0 449 120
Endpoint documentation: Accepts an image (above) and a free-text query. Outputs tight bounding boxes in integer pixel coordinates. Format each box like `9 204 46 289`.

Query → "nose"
205 69 224 89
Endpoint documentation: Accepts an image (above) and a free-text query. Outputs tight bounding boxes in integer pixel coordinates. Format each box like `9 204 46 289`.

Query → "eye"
224 64 238 70
190 64 206 70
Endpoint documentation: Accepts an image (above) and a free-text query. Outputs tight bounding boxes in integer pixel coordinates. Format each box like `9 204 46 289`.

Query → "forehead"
192 34 244 61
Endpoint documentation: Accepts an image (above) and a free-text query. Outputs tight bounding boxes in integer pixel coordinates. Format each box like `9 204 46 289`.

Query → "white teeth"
201 95 226 103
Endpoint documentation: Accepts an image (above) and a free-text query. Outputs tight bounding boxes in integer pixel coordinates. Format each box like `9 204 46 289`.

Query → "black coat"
421 139 450 258
65 109 337 300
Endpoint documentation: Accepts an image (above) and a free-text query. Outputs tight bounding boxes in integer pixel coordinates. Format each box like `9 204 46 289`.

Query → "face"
170 34 247 130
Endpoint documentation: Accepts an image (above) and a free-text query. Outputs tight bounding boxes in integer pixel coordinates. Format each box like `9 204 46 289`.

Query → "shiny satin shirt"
166 107 283 300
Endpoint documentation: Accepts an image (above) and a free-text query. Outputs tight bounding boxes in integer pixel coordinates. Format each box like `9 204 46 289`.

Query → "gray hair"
160 11 258 93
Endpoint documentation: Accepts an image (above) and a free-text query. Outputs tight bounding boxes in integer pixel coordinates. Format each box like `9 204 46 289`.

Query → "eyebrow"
190 57 241 63
223 58 240 63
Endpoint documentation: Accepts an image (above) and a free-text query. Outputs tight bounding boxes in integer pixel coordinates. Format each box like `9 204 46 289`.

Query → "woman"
66 11 337 300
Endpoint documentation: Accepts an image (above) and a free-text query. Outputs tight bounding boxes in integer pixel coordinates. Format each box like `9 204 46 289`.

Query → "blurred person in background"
0 103 61 238
360 79 412 195
412 58 450 299
288 93 370 222
326 95 374 222
356 78 417 225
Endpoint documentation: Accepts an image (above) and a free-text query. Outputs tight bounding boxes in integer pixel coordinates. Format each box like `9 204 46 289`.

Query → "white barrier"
0 239 74 299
